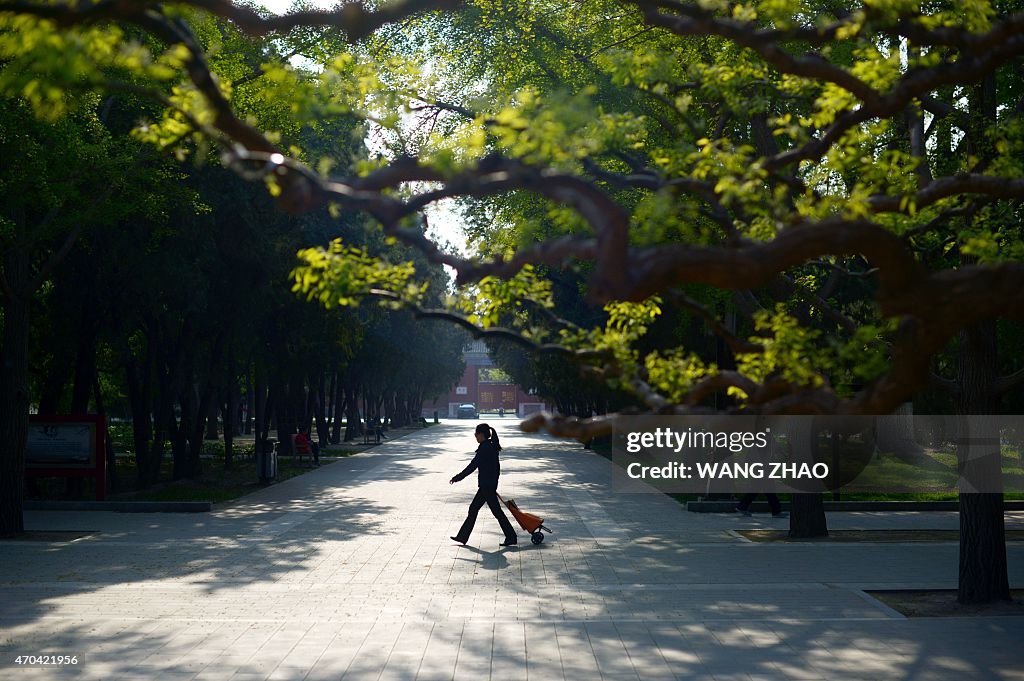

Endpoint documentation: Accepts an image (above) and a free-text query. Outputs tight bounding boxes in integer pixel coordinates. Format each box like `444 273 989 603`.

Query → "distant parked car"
457 403 477 419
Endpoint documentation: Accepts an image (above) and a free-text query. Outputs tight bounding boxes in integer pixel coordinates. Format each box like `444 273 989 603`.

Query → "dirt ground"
868 589 1024 617
737 529 1024 543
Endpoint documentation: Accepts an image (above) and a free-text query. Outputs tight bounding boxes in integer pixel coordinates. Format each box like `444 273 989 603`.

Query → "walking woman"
449 423 518 547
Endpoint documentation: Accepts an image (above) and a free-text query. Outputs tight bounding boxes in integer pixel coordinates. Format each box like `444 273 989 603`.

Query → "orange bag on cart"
497 494 552 544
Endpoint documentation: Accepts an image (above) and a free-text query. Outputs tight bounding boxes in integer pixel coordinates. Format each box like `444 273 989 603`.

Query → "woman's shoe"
499 539 517 547
450 536 466 545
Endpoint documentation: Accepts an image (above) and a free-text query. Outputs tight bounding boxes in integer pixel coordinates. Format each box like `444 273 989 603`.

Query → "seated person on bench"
292 428 319 467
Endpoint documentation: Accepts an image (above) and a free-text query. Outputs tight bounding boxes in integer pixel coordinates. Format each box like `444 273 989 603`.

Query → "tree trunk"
188 351 226 478
223 387 236 470
37 355 71 415
244 361 254 435
93 371 117 494
788 494 828 538
292 373 308 433
170 391 190 480
344 385 361 441
312 373 329 447
412 392 425 423
327 372 338 442
254 360 267 477
876 402 923 460
186 383 215 478
205 398 219 440
153 318 191 485
145 363 175 488
785 418 830 537
956 320 1010 603
332 386 345 445
0 252 31 534
373 393 385 431
70 300 98 415
184 331 225 479
959 492 1008 603
260 384 274 443
224 354 239 469
274 378 294 456
125 351 157 488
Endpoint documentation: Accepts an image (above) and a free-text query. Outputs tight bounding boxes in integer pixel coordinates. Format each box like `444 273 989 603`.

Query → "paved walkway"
2 421 1023 680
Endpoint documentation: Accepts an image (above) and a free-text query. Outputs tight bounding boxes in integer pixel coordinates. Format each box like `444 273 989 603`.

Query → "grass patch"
29 425 426 504
835 447 1024 494
119 471 290 503
27 450 331 504
116 457 316 503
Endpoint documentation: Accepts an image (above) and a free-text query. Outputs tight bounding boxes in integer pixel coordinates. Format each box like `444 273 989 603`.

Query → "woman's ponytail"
476 422 502 451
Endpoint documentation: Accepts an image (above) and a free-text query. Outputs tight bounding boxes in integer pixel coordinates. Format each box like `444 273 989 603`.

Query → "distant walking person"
735 493 787 518
449 423 518 547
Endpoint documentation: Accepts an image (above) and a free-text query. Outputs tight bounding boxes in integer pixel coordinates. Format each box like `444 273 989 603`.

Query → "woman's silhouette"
449 423 518 547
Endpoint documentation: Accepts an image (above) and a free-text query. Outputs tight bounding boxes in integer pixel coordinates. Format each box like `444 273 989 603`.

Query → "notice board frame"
25 415 107 501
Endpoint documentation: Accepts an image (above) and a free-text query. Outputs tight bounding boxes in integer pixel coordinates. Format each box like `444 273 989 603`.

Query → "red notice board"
25 415 106 501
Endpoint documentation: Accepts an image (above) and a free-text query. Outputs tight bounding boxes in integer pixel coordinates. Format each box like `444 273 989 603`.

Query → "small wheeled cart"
498 494 553 544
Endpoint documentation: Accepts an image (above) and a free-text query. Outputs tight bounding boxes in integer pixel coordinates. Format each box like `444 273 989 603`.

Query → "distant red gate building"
422 340 547 418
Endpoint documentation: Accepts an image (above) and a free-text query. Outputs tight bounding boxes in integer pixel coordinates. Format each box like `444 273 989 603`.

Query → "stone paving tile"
3 421 1023 680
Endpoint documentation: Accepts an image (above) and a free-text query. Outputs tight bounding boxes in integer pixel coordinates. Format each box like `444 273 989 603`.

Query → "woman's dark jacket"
452 440 501 489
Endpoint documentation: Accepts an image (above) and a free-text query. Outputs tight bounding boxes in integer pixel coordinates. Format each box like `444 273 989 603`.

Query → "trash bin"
258 440 277 484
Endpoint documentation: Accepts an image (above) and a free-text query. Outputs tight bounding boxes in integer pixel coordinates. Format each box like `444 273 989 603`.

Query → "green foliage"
736 306 829 390
645 349 717 403
556 297 663 386
835 323 894 386
292 239 423 308
453 265 555 329
358 0 1023 412
0 14 194 120
3 0 1022 429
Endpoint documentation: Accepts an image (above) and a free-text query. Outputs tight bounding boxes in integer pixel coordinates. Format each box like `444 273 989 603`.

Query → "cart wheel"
531 531 544 545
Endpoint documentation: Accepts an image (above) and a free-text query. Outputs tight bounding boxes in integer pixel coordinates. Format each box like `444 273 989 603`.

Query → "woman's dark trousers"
454 488 517 543
737 492 782 515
